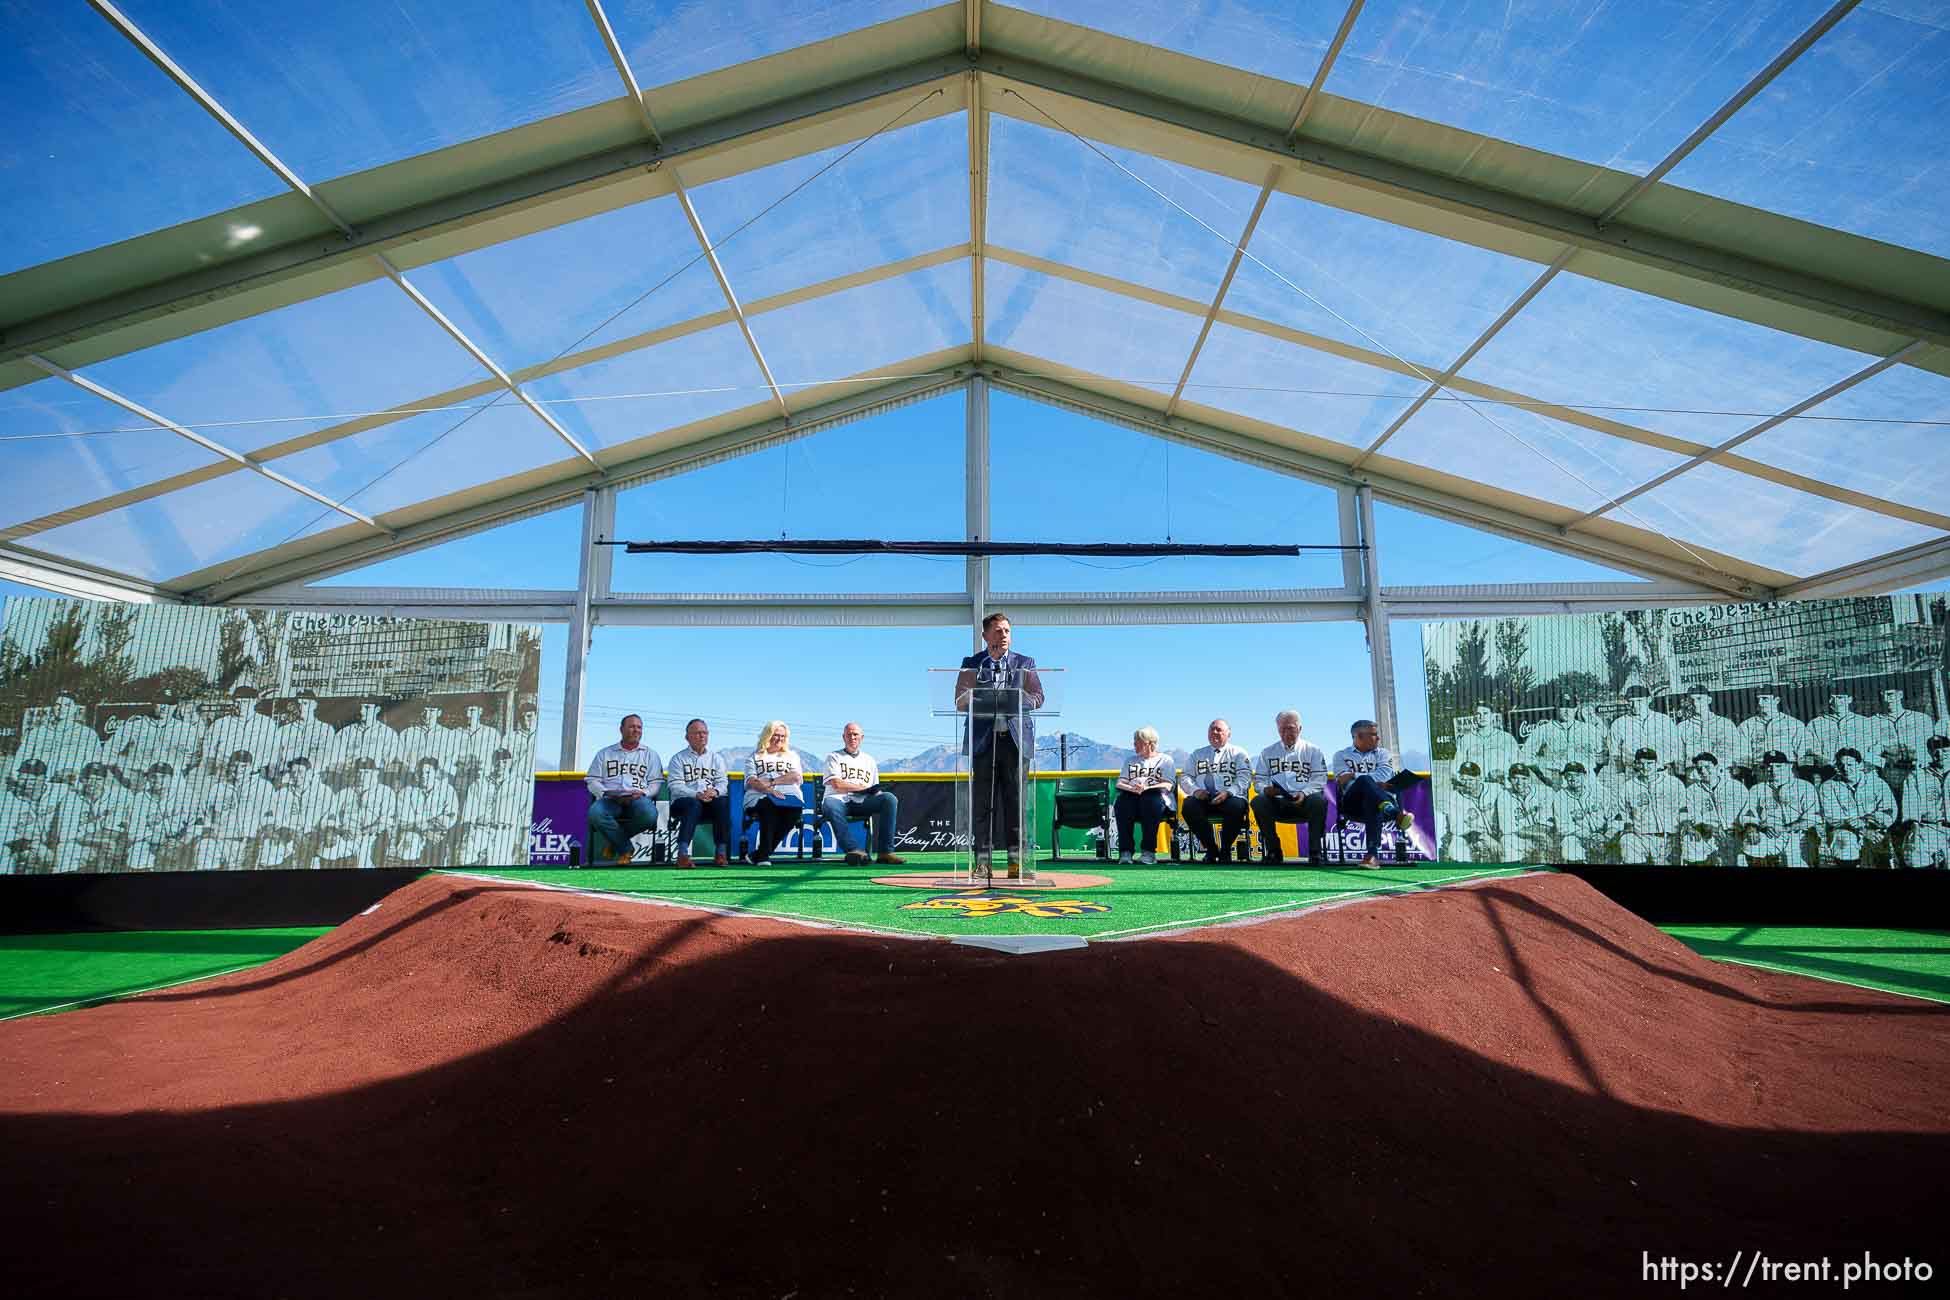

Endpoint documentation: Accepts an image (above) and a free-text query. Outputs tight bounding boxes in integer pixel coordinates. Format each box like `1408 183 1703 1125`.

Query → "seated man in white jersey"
820 722 904 867
1250 710 1331 866
585 713 664 865
1113 726 1176 865
1899 736 1950 868
1181 719 1254 864
1333 720 1422 868
666 719 732 869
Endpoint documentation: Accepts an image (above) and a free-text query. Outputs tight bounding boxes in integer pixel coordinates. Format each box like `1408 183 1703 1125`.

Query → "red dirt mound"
2 872 1946 1298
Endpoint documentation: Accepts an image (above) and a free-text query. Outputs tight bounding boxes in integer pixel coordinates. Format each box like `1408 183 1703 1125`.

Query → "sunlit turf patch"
0 926 333 1020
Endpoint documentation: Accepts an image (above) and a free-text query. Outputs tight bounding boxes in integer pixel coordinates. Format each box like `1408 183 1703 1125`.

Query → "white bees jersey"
667 749 729 799
1256 740 1329 796
1184 744 1253 798
584 743 664 800
824 750 880 793
1332 744 1399 782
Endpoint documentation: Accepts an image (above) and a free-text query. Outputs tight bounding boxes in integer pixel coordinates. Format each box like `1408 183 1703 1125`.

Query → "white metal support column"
1356 485 1399 751
1336 485 1363 593
966 374 991 646
560 486 616 769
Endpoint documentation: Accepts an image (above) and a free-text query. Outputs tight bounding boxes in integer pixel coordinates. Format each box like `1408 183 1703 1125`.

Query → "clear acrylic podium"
927 666 1066 887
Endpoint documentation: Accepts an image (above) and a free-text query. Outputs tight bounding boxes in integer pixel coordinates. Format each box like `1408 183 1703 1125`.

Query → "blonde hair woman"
743 720 806 864
1113 725 1177 865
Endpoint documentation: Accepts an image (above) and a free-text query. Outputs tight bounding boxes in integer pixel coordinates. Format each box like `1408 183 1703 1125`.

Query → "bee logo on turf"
899 892 1110 919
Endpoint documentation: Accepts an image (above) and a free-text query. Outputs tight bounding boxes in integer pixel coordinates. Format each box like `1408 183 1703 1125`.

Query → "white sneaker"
1117 852 1134 864
1139 849 1156 865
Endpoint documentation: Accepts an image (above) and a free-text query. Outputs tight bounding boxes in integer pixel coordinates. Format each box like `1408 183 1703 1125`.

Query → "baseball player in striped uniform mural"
1521 695 1604 788
1455 704 1521 784
1737 751 1821 867
1551 762 1624 864
52 762 130 873
1737 686 1813 778
1817 748 1895 867
1808 684 1879 774
1900 737 1950 868
1505 763 1559 864
0 760 66 874
261 756 336 869
1609 685 1683 775
1679 753 1744 867
1869 687 1942 772
205 689 279 778
11 692 103 785
124 763 198 871
1181 718 1254 864
1442 760 1515 863
1617 747 1687 864
274 692 335 776
1676 687 1740 778
457 749 528 867
1251 710 1331 865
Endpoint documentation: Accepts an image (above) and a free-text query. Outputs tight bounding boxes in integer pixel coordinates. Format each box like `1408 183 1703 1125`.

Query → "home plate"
871 872 1115 889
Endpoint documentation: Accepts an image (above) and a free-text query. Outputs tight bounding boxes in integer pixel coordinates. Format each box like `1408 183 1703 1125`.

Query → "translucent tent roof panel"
1381 394 1688 515
986 115 1259 304
1228 191 1546 367
986 261 1199 393
989 393 1350 593
117 0 618 184
1328 0 1838 174
1454 271 1876 447
1664 2 1950 260
310 504 583 589
610 0 939 90
0 3 282 275
1738 362 1950 515
522 322 770 451
685 113 969 306
612 390 967 594
1181 321 1427 447
277 400 574 525
30 469 347 583
71 278 496 458
1373 501 1649 585
1006 1 1347 88
409 194 728 374
748 262 971 390
1600 461 1947 577
0 380 222 533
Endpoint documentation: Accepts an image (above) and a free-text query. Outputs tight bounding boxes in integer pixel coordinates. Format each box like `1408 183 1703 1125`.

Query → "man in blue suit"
955 611 1043 886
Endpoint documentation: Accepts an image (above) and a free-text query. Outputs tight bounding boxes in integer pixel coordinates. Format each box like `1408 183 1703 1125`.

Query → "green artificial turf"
449 856 1534 940
0 927 332 1021
1660 924 1950 1004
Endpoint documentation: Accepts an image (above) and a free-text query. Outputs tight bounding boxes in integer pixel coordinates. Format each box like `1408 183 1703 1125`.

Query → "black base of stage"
0 869 428 933
3 865 1948 933
1562 865 1950 927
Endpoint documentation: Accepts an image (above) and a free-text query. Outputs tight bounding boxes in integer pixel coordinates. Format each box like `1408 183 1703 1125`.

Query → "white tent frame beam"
0 545 182 604
92 0 606 474
11 45 1950 380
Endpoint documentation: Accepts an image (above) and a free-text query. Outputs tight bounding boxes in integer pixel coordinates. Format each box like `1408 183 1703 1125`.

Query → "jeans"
588 795 656 860
1113 789 1170 856
1250 790 1330 863
1183 792 1249 857
1339 773 1424 860
669 795 732 858
821 790 898 855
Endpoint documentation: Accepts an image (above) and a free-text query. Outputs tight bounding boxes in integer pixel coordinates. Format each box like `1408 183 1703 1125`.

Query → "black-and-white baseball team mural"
1423 594 1950 867
0 599 542 872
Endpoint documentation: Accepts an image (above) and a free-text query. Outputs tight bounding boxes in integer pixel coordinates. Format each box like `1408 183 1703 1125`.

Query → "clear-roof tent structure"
4 1 1948 761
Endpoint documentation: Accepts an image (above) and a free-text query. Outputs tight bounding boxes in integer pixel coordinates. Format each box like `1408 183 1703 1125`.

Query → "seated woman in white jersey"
743 720 807 864
1332 719 1423 868
1113 726 1176 865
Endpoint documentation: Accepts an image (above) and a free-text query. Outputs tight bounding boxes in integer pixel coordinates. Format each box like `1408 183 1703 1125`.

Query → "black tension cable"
607 539 1362 557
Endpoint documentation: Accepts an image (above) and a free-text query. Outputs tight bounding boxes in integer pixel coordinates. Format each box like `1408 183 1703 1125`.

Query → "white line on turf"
0 959 268 1023
439 871 932 940
1090 869 1539 941
1700 954 1950 1005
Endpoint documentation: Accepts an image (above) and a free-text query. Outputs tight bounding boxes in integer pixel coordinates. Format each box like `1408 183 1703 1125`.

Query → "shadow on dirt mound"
2 873 1946 1298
